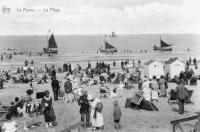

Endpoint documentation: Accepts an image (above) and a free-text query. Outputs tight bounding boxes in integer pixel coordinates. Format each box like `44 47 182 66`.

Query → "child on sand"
113 100 122 129
2 113 17 132
17 101 30 130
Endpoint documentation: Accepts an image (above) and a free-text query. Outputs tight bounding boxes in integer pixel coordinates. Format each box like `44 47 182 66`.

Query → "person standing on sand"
142 77 151 102
151 76 159 102
64 78 73 103
41 91 56 128
175 81 189 114
159 75 167 97
78 90 90 128
51 77 60 101
88 95 104 130
113 100 121 130
50 66 56 80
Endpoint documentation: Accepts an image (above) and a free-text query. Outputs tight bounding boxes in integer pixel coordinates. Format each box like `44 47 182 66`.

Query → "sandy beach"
0 58 200 132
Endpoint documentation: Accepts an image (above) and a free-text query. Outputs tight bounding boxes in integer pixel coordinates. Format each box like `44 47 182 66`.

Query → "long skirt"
90 109 104 127
160 85 166 96
151 90 158 100
44 108 56 122
143 89 151 102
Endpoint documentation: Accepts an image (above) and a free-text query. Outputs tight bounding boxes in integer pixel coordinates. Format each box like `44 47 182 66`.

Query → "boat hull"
153 45 172 51
43 48 58 54
99 49 117 54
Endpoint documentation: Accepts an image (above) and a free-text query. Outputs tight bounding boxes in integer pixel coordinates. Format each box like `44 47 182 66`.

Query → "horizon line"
0 33 199 36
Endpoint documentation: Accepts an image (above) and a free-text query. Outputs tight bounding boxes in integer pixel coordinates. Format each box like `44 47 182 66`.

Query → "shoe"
49 123 53 127
46 123 49 128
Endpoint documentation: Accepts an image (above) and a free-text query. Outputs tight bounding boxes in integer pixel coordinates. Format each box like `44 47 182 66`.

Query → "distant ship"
99 41 117 54
43 33 58 54
109 31 117 38
154 35 173 51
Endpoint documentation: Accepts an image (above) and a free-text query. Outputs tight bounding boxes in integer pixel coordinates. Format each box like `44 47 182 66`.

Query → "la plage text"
16 8 60 13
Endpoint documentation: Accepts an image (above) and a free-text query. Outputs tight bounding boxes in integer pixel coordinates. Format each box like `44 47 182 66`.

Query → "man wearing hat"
175 81 189 114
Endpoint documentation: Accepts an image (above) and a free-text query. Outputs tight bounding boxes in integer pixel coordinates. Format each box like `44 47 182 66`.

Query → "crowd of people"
0 56 199 131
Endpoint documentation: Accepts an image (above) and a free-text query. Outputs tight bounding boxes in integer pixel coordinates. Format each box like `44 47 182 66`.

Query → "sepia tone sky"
0 0 200 35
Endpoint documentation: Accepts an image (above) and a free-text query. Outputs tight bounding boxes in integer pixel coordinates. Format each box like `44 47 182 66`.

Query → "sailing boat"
99 41 117 53
154 35 173 51
43 33 58 54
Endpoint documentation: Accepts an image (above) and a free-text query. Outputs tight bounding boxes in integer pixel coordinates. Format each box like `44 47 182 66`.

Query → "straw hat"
87 94 94 101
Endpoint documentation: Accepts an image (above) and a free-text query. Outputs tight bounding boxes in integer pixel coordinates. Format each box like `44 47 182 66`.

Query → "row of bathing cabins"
143 58 200 80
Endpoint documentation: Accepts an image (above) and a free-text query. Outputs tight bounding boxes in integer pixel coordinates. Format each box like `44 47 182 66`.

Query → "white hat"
87 94 94 101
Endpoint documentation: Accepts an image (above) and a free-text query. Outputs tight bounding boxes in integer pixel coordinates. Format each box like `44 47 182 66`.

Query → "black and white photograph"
0 0 200 131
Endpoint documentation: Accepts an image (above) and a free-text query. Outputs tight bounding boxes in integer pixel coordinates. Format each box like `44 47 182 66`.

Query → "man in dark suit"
51 66 56 80
51 77 60 101
64 79 73 103
175 81 189 114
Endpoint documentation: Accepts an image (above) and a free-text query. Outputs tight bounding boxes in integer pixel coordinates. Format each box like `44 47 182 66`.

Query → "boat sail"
99 41 117 53
154 35 172 51
43 33 58 54
160 40 172 48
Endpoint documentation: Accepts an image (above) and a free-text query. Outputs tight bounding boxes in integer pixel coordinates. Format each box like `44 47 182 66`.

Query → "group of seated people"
99 81 118 98
3 89 42 120
172 68 198 85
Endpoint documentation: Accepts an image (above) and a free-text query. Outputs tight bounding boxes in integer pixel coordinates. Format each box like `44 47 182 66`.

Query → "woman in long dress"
151 76 159 102
41 91 56 128
87 95 104 130
142 78 151 102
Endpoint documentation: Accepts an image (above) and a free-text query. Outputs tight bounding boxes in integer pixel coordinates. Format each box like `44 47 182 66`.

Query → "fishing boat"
43 33 58 54
99 41 117 53
154 35 173 51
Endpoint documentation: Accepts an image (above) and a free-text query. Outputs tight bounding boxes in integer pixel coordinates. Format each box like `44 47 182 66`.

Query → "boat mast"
47 29 50 49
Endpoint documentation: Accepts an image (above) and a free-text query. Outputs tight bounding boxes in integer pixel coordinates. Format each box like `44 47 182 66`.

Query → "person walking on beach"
51 77 60 101
41 91 56 128
64 78 73 103
175 81 189 114
78 90 90 128
151 76 159 102
113 100 121 130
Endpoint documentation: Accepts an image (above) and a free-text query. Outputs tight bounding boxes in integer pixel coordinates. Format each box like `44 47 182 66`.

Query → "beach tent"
165 58 185 79
144 60 165 79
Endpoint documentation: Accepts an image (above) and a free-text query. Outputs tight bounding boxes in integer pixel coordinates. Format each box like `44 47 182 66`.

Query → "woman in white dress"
87 95 104 130
142 78 151 102
151 76 159 102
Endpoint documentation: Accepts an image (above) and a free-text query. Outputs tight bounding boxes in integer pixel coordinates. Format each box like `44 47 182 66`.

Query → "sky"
0 0 200 35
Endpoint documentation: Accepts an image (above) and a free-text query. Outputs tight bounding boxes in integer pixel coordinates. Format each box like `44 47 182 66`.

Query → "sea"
0 34 200 68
